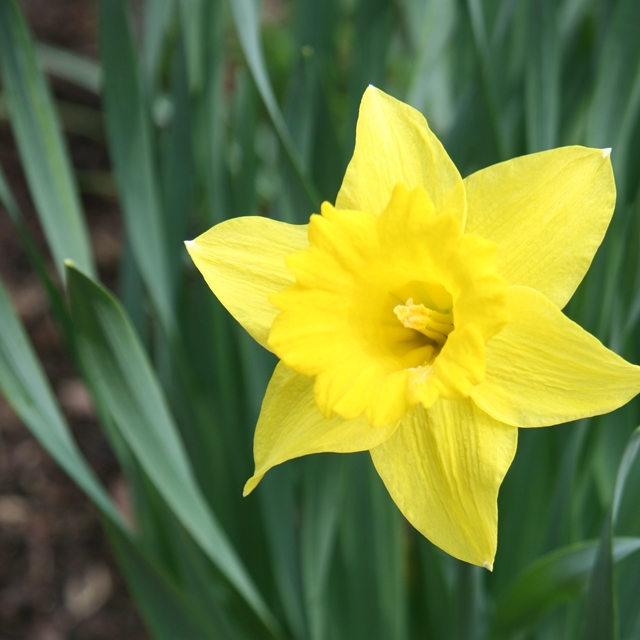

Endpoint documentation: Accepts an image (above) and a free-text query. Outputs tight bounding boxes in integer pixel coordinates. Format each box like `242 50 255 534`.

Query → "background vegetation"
1 0 640 638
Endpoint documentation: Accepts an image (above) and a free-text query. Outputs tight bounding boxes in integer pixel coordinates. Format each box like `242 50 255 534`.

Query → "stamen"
394 298 454 346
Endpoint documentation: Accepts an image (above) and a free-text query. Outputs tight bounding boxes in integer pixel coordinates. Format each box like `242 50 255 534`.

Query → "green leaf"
65 263 281 638
405 0 457 133
36 42 102 94
99 0 175 332
226 0 320 210
345 0 393 139
0 275 227 640
142 0 176 87
612 427 640 524
178 0 205 93
301 455 342 640
493 537 640 635
160 36 194 275
0 0 95 279
525 0 559 152
0 161 75 346
0 276 119 522
581 426 640 640
582 513 616 640
587 0 640 150
336 454 407 640
104 518 224 640
258 467 308 640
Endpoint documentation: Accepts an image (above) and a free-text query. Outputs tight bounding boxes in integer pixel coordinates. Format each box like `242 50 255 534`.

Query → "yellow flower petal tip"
243 474 262 497
189 86 638 567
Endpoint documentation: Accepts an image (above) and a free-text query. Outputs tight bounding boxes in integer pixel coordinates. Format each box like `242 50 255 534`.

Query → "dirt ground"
1 2 149 638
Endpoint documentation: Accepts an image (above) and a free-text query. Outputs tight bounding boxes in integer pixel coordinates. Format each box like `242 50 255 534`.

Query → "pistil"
394 298 454 346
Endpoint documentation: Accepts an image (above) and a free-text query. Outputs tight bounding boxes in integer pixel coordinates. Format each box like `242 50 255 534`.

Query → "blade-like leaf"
0 275 230 639
582 513 616 640
36 42 102 94
65 263 281 637
99 0 175 332
0 0 94 279
0 276 117 522
104 518 224 640
587 0 640 150
226 0 320 210
142 0 175 87
258 467 308 640
581 426 640 640
525 0 559 152
493 537 640 635
0 161 75 345
301 455 342 640
178 0 205 93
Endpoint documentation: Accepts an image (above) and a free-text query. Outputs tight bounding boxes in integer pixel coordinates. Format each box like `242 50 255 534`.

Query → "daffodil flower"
186 86 640 568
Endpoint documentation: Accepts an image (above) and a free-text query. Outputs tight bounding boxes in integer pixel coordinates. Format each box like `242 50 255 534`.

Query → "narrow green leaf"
230 70 259 217
369 466 408 640
0 275 225 640
277 0 343 220
405 0 457 133
416 538 453 639
493 537 640 635
160 36 193 275
463 0 507 161
0 161 75 345
587 0 640 150
162 514 270 640
99 0 175 332
582 427 640 640
0 0 95 278
336 454 396 640
226 0 320 210
142 0 176 87
0 276 119 524
104 518 221 640
612 427 640 524
192 0 229 226
525 0 559 152
301 455 342 640
582 513 616 640
36 42 102 94
454 563 485 640
345 0 393 139
258 467 308 640
65 263 281 637
178 0 206 93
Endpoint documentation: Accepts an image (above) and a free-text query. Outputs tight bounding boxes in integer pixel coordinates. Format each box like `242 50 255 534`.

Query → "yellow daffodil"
186 86 640 568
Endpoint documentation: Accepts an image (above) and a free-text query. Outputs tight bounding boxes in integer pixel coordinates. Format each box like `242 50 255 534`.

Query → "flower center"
268 183 508 427
393 298 454 347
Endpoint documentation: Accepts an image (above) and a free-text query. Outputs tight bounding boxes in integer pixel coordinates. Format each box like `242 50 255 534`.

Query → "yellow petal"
244 362 398 495
186 217 307 349
464 146 615 309
370 399 517 567
336 86 466 226
471 286 640 427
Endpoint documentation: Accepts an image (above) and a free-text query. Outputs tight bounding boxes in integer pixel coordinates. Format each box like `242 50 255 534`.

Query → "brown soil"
1 2 148 638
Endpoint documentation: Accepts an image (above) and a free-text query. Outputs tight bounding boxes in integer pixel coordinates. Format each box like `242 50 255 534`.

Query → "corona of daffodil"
186 86 640 568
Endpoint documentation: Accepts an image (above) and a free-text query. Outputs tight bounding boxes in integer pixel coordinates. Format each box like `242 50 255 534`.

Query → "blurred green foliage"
1 0 640 638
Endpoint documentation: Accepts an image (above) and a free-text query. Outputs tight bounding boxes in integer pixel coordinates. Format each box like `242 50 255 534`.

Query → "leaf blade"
0 0 94 278
65 263 281 637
